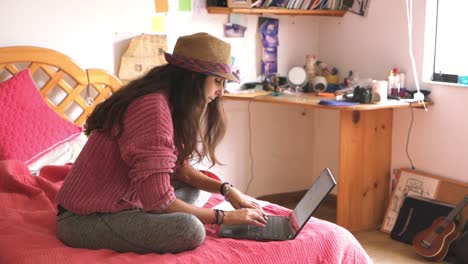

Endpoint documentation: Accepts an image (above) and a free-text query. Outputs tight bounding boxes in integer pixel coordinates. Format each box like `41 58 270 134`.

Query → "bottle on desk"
398 72 406 97
388 70 395 96
388 68 401 97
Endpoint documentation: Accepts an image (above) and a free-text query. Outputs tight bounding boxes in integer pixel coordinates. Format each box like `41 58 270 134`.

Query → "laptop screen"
289 168 336 237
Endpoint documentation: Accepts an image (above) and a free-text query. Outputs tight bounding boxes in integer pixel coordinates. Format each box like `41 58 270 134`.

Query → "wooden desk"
223 92 429 232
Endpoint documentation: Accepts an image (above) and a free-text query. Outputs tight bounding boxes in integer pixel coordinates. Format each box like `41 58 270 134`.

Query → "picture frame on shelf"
227 0 252 8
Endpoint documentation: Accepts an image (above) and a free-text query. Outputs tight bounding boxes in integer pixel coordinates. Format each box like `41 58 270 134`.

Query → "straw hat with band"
164 33 240 83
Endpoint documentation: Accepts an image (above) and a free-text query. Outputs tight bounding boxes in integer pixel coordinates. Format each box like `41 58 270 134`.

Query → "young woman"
56 33 267 254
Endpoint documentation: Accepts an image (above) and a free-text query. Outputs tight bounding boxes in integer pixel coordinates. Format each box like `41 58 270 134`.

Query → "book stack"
252 0 345 10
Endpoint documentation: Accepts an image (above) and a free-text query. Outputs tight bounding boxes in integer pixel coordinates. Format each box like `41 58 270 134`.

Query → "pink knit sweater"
57 92 178 215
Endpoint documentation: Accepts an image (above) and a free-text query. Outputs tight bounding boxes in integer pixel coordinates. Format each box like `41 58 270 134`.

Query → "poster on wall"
343 0 370 16
258 17 279 76
224 15 248 38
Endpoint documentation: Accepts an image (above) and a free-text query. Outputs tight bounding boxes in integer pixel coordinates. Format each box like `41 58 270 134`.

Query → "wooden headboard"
0 46 122 126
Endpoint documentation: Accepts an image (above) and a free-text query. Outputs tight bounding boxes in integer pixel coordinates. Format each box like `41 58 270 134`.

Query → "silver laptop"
218 168 337 241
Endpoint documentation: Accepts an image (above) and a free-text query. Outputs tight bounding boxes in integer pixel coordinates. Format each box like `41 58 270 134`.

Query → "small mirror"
287 66 308 93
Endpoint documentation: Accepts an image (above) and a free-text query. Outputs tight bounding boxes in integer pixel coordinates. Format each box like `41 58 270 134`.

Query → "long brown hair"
85 64 226 167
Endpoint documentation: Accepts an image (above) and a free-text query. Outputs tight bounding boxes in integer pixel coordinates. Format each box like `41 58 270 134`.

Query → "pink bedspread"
0 160 372 264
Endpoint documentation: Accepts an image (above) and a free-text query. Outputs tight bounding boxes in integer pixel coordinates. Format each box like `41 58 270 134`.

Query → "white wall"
1 0 154 74
0 0 320 81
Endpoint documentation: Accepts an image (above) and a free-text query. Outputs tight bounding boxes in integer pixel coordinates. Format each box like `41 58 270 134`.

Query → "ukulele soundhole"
435 226 445 234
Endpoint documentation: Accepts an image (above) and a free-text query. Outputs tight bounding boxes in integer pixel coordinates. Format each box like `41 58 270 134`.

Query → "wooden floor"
257 191 450 264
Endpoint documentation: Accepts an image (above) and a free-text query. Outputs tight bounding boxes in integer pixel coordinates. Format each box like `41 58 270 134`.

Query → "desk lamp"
405 0 426 107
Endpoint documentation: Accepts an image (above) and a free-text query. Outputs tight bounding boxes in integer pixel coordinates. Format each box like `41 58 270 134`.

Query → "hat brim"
165 52 240 83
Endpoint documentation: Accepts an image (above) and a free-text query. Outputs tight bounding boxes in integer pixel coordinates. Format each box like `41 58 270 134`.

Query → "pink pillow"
0 69 82 164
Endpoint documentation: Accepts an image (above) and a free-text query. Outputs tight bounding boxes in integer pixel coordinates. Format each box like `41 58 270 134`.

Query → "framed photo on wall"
227 0 252 8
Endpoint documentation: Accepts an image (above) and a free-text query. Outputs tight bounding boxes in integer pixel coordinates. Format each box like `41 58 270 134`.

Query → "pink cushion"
0 69 82 164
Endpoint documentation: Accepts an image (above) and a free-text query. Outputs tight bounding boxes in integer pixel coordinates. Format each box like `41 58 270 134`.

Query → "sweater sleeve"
118 93 177 212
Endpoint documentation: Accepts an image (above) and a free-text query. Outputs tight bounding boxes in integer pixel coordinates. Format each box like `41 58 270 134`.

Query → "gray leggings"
57 180 205 254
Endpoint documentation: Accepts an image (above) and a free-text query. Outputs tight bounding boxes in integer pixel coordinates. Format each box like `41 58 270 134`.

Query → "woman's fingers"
245 208 268 227
244 200 259 208
224 208 266 226
246 201 267 217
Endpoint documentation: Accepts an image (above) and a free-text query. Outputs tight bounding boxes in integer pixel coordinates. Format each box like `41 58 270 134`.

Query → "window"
432 0 468 84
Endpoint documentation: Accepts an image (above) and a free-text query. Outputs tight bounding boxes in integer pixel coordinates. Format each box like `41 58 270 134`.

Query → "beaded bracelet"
219 210 225 224
219 182 230 195
213 209 219 225
212 209 226 225
220 182 234 202
223 185 232 202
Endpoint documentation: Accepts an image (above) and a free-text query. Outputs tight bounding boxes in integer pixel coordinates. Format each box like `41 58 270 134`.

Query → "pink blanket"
0 160 372 264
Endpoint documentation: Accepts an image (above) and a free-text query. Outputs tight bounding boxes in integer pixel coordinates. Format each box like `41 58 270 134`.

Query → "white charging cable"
405 0 428 111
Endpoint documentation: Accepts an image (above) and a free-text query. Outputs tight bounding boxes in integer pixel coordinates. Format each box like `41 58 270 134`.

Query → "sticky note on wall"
179 0 192 11
151 15 165 32
155 0 169 13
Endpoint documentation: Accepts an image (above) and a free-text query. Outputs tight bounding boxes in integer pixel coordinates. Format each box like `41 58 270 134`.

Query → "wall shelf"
207 6 346 17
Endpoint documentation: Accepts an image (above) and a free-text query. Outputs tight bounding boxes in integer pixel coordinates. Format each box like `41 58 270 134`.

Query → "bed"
0 46 373 264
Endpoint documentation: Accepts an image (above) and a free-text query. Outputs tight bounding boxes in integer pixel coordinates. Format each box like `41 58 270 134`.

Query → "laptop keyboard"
248 216 284 239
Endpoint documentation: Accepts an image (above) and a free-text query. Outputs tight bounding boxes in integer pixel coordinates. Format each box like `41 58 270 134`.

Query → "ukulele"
412 195 468 262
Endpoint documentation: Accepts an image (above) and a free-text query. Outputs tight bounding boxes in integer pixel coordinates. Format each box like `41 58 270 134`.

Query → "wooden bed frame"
0 46 122 126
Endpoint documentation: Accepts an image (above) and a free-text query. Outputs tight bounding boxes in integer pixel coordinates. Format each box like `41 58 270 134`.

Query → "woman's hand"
223 208 268 227
227 187 262 211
